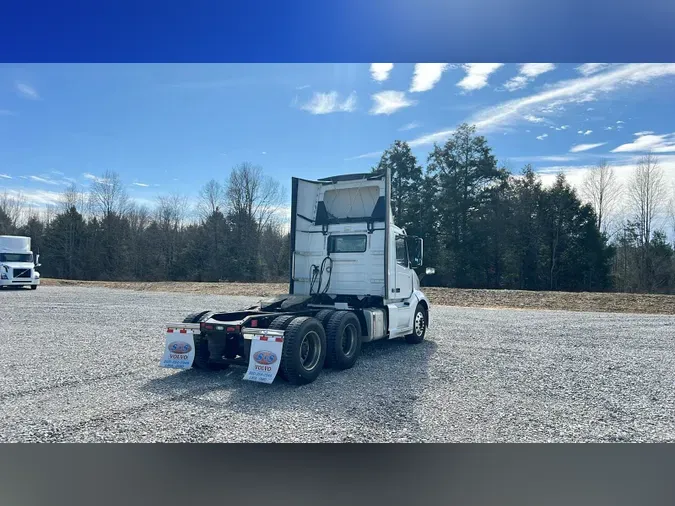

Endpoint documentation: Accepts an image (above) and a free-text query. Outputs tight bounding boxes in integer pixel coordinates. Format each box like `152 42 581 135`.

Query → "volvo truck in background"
0 235 41 290
159 168 434 385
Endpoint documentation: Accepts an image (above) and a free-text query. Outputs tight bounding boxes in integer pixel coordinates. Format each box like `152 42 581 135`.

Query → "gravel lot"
1 286 673 442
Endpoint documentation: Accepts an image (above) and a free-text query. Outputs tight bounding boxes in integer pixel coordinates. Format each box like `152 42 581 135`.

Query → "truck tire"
314 309 335 327
280 316 326 385
30 285 38 290
405 304 427 344
181 311 227 370
324 311 362 370
269 315 296 331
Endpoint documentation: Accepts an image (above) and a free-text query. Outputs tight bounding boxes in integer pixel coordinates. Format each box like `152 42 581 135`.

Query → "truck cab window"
327 234 367 253
396 236 408 267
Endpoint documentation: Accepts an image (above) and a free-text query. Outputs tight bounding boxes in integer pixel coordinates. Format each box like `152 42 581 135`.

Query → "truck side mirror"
35 254 41 267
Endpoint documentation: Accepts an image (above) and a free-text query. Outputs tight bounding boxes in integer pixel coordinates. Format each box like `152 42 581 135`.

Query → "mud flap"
243 332 284 384
160 329 196 369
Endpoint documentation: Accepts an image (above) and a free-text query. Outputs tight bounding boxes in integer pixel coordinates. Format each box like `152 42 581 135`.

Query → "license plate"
159 330 196 369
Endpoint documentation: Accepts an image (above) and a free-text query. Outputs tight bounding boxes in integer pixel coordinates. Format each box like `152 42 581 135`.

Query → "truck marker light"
203 324 214 330
179 329 187 333
226 326 236 332
167 328 174 333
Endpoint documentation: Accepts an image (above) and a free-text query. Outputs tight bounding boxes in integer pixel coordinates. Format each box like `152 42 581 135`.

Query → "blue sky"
2 63 675 213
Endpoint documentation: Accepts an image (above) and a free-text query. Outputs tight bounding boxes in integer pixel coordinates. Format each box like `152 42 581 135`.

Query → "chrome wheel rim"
414 311 425 336
341 323 358 357
299 331 321 371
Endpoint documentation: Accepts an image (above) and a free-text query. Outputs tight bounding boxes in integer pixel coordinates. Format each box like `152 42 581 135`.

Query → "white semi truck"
159 169 434 385
0 235 41 290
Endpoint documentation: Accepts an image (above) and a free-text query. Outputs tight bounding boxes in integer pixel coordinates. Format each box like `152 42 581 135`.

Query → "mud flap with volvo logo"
160 327 197 369
242 329 285 384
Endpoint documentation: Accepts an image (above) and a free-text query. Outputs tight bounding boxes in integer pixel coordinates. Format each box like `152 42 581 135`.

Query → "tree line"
1 123 674 293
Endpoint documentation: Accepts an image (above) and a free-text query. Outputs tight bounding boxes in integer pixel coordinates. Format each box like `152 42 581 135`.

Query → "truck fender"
412 290 430 328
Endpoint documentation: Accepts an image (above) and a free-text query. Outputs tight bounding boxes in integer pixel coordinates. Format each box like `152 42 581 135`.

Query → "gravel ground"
1 286 674 442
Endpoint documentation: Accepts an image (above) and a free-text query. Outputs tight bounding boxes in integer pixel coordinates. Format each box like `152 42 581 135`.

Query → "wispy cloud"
15 82 39 100
370 63 394 82
300 91 356 114
554 124 570 131
369 91 417 115
616 120 625 124
295 85 310 90
634 130 654 136
456 63 503 91
611 131 675 153
398 121 421 131
460 64 675 134
605 126 614 130
570 142 606 153
0 174 11 179
524 114 545 123
576 63 612 76
345 151 383 161
410 63 450 92
83 172 108 184
408 129 455 148
578 130 593 135
132 182 149 187
51 170 64 176
503 63 556 91
536 133 548 140
28 175 59 185
0 109 16 116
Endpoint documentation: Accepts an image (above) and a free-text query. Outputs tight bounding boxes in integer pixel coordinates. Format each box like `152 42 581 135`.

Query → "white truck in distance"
159 169 434 385
0 235 41 290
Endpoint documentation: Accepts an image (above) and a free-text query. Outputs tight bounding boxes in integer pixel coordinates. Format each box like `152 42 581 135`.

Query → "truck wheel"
30 285 38 290
269 315 296 330
181 311 226 370
280 317 326 385
314 309 335 327
325 311 362 370
405 304 427 344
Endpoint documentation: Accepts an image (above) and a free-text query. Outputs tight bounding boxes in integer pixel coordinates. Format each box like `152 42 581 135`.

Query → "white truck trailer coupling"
159 169 434 385
0 235 41 290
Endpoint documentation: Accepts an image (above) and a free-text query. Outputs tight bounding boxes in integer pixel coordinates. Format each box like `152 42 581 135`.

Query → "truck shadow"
142 336 439 442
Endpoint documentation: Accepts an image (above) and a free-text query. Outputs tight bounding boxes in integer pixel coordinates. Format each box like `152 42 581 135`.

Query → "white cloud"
569 142 606 153
605 126 613 130
15 82 39 100
587 107 595 111
262 151 267 155
559 125 569 130
300 91 356 114
410 63 450 92
369 90 417 115
460 64 675 135
408 129 455 148
295 85 310 90
83 172 108 184
616 120 625 124
345 151 383 161
398 121 421 131
611 132 675 153
578 130 592 135
28 175 59 185
132 182 149 187
370 63 394 82
456 63 503 91
576 63 611 76
536 134 548 140
503 63 556 91
634 130 654 136
0 174 12 179
524 114 545 123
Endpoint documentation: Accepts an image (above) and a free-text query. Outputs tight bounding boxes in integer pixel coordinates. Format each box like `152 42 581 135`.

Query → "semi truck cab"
159 169 433 385
0 235 41 290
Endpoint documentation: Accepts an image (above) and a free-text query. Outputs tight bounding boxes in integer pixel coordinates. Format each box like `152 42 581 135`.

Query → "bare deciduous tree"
0 190 26 230
89 170 129 218
581 159 622 234
61 183 88 213
197 179 226 221
627 153 666 247
226 163 284 232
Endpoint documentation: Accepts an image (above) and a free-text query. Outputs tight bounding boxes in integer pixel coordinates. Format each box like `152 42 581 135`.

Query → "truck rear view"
159 169 432 385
